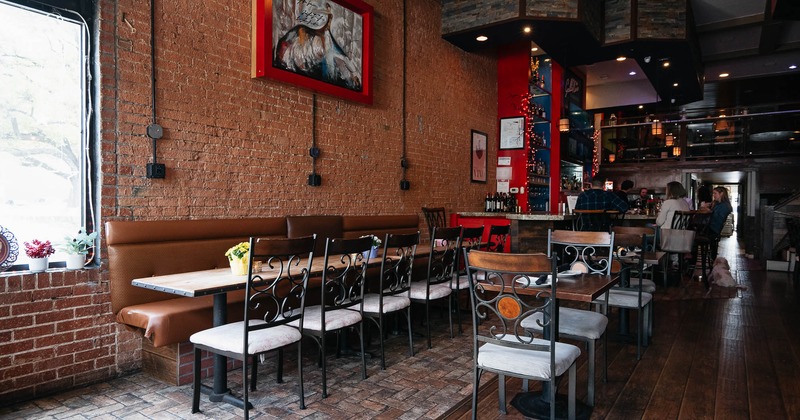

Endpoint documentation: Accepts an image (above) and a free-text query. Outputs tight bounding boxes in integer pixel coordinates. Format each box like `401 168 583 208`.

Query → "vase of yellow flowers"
225 242 250 276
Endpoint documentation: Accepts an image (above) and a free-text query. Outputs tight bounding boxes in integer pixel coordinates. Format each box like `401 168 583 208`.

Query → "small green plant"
361 235 382 248
60 228 98 255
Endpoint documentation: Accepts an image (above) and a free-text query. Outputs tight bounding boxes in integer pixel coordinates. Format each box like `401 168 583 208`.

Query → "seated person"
706 186 733 237
656 181 690 229
614 179 634 205
576 178 630 212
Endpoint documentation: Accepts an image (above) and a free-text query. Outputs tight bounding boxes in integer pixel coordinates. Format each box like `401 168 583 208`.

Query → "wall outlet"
307 173 321 186
146 163 166 179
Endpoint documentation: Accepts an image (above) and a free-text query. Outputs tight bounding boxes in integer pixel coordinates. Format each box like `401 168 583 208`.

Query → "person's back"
576 179 629 212
613 179 633 205
656 181 691 228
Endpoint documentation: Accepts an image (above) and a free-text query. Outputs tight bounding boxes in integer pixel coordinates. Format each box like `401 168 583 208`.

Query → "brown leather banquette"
107 215 421 348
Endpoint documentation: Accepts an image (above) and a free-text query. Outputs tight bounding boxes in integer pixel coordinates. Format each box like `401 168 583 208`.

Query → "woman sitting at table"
656 181 690 229
704 186 733 237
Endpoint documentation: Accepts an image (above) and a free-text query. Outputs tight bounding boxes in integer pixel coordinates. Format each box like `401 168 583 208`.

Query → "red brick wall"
0 0 497 404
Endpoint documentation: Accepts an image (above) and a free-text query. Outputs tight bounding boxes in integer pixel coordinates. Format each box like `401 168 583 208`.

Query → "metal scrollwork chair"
464 250 580 419
451 225 484 335
362 231 419 369
410 226 461 349
485 224 510 253
422 207 447 238
190 235 316 418
289 236 372 398
522 229 613 406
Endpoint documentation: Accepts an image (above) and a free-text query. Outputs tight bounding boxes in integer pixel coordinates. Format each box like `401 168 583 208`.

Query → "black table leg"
205 293 252 409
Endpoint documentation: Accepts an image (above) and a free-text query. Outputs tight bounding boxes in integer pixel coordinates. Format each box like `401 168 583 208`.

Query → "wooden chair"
421 207 447 238
190 235 316 418
362 231 419 369
409 226 461 349
464 250 579 418
289 236 372 398
612 226 659 291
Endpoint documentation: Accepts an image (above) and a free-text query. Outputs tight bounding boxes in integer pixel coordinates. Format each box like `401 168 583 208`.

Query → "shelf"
529 174 550 179
528 83 551 97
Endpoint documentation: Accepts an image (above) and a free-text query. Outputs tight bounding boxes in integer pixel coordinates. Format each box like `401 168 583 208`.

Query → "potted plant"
24 239 55 273
225 241 250 276
60 228 98 270
361 235 381 259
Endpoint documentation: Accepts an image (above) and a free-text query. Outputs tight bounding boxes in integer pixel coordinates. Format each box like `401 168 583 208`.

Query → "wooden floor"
442 233 800 419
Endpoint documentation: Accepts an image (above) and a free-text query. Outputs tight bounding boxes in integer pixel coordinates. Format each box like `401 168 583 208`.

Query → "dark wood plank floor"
442 233 800 419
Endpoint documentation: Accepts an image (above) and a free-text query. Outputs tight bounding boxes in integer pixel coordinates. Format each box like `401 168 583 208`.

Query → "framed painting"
471 130 487 183
499 116 525 150
252 0 374 104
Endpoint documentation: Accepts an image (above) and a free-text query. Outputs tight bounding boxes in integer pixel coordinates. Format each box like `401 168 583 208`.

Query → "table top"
132 244 436 298
478 272 619 303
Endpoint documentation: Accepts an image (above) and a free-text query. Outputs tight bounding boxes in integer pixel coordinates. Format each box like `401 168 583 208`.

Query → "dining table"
131 243 434 409
478 270 620 420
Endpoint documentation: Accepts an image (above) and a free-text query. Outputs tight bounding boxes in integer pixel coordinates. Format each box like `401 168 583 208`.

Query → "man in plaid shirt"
575 178 629 231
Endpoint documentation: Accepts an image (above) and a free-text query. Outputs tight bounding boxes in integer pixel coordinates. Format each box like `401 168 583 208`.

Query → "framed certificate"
499 116 525 150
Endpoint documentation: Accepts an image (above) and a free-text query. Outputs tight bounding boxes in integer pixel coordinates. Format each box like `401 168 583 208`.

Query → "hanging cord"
399 0 409 190
308 93 321 186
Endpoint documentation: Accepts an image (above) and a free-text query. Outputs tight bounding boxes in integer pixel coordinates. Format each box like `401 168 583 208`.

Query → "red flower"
24 239 56 259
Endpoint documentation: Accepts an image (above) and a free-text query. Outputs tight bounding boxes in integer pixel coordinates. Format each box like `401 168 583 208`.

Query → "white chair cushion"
452 274 472 290
288 306 362 332
594 289 653 308
190 321 301 355
362 293 411 314
409 281 452 300
477 335 580 379
628 278 657 293
521 307 608 340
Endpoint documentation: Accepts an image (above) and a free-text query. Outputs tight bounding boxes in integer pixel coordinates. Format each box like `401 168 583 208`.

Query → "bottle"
485 193 491 213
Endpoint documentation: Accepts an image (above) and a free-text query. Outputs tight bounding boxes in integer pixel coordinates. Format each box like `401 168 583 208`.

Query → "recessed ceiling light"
544 58 550 62
523 27 531 33
616 56 626 62
629 71 637 76
790 64 797 70
673 82 679 87
719 72 730 78
476 35 488 42
638 105 644 109
662 61 670 68
531 47 539 52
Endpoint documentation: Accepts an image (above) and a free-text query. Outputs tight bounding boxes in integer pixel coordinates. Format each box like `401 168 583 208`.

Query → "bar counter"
454 212 657 253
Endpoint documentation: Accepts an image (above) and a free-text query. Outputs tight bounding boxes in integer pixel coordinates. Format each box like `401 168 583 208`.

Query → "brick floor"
0 313 475 419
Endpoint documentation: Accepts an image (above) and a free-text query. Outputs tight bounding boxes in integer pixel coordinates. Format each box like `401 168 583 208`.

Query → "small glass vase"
229 257 249 276
66 253 87 270
362 247 378 260
28 257 49 273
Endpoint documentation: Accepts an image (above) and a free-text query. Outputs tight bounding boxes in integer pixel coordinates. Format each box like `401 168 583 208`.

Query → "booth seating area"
106 215 422 385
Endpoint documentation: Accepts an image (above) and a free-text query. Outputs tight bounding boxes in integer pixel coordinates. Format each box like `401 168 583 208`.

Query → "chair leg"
636 305 642 360
426 300 432 349
359 324 367 380
569 363 577 420
321 333 328 398
587 339 595 406
192 347 201 413
448 294 454 339
276 349 284 383
603 329 608 383
378 314 386 370
297 341 305 410
243 353 250 420
471 367 481 420
498 373 506 414
250 355 258 391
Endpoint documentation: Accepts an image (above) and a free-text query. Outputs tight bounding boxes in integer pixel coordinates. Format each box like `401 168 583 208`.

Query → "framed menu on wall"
499 116 525 150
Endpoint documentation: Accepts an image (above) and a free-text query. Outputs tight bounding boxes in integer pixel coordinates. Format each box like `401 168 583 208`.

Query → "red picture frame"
252 0 374 105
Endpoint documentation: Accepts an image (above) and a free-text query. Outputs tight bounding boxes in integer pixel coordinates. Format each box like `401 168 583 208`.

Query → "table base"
510 391 592 420
200 384 253 410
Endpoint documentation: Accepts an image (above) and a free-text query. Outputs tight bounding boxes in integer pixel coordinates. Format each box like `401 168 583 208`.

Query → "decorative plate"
516 276 558 287
558 270 582 277
0 225 19 272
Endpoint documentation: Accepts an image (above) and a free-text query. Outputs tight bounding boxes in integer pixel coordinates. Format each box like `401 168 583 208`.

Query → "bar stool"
421 207 447 239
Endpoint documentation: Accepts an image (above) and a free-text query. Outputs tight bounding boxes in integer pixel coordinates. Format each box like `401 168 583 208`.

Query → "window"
0 0 92 270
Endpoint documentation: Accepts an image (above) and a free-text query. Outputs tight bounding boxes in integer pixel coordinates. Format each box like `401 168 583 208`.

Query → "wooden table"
131 244 434 409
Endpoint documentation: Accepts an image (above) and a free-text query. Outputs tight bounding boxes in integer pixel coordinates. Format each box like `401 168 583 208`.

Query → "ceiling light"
531 47 539 52
629 71 637 76
523 27 531 33
662 61 670 68
673 82 679 87
790 65 797 70
476 35 488 42
638 105 644 109
544 58 550 62
616 56 626 62
719 72 730 78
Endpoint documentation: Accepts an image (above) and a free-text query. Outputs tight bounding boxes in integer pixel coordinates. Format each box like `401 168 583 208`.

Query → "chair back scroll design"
486 224 510 253
320 236 373 312
427 226 463 287
548 230 615 275
463 250 578 419
422 207 447 238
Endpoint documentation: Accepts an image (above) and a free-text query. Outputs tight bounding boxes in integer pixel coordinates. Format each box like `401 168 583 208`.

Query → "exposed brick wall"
0 0 497 404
